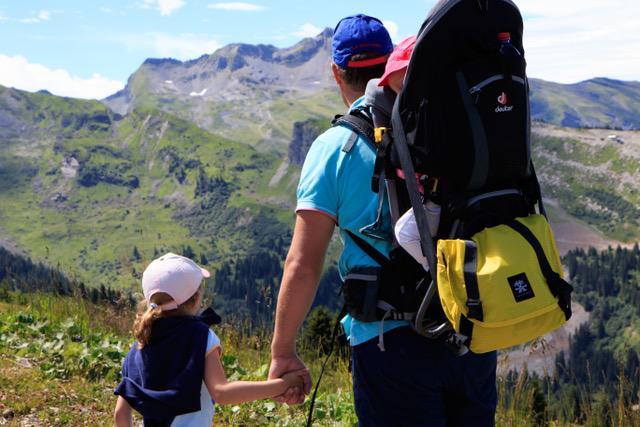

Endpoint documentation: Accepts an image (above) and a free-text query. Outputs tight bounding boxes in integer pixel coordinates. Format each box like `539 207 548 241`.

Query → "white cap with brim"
142 252 210 310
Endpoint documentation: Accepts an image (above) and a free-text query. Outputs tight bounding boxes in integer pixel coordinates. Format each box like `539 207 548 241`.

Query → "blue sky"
1 1 638 99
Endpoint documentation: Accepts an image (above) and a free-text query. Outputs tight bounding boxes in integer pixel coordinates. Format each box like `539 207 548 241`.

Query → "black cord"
306 305 347 427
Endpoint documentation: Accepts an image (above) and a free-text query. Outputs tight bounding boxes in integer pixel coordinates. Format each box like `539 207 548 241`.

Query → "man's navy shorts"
351 327 497 427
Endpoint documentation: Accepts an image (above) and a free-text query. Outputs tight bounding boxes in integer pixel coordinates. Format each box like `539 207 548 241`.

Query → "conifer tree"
132 246 141 261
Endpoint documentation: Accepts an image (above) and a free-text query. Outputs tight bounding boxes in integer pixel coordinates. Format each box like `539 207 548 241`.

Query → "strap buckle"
418 175 440 195
374 127 389 145
429 177 440 194
466 298 484 321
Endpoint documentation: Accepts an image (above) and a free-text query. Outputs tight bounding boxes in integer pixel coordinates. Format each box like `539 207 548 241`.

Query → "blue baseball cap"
332 14 393 69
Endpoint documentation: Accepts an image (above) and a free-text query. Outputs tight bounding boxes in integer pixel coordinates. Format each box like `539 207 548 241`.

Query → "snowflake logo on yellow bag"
507 273 535 302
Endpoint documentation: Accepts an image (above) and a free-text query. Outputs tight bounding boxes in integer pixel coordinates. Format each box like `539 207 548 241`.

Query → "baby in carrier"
367 35 440 271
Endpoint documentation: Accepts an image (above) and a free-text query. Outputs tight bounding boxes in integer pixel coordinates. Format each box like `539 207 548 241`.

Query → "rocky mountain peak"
211 43 277 66
101 28 336 132
142 57 184 67
207 29 333 69
272 28 332 66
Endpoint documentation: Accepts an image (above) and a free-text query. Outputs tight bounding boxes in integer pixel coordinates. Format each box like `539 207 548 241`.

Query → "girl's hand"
269 355 311 404
281 368 307 390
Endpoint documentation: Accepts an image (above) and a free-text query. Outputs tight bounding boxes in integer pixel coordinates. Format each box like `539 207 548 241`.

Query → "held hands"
269 355 311 404
281 368 308 394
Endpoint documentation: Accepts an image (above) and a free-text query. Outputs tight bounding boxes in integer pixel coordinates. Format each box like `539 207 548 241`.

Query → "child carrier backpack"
368 0 572 353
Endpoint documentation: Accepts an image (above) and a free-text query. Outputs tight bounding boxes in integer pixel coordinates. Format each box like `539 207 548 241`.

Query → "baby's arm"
394 202 440 271
204 348 305 405
114 396 133 427
395 208 428 270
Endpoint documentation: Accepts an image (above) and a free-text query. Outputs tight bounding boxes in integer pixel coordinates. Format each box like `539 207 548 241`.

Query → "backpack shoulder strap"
334 109 391 267
331 108 375 153
332 107 388 193
344 229 391 268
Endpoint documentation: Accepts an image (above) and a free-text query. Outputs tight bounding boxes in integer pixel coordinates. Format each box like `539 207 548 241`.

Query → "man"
269 14 498 427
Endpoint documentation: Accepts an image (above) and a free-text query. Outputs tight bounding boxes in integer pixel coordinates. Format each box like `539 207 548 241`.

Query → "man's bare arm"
269 210 335 403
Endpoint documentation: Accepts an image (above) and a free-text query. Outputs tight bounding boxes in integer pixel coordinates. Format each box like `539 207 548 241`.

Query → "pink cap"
142 252 210 308
378 35 417 87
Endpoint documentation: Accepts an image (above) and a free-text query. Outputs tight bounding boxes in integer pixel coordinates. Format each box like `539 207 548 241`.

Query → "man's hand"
269 355 311 404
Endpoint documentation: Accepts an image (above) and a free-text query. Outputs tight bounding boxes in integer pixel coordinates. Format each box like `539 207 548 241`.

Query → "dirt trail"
269 159 289 187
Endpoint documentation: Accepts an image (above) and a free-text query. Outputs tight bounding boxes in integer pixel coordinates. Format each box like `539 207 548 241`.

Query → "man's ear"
331 63 350 107
331 63 344 90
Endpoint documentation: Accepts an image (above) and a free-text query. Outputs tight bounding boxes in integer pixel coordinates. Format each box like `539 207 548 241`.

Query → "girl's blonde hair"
133 287 201 348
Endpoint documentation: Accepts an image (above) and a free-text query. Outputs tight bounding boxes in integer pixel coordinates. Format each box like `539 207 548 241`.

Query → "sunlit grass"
2 293 639 426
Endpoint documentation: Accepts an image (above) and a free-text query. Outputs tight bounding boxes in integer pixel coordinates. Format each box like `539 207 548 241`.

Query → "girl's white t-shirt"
171 329 220 427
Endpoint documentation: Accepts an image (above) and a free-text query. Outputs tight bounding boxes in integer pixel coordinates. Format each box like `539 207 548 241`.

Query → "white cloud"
516 0 603 18
0 11 7 21
415 0 639 83
100 7 113 13
516 1 640 82
20 10 52 24
117 33 221 60
141 0 186 16
207 2 265 12
0 54 124 99
382 20 399 42
293 23 321 39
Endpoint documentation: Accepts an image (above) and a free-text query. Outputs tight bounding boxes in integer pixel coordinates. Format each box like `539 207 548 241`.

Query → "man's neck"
342 89 364 108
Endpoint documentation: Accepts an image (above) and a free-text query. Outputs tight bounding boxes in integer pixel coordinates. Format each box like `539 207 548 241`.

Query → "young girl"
114 253 305 426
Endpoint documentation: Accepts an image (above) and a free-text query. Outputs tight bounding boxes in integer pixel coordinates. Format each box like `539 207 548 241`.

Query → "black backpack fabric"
383 0 541 242
397 0 531 194
382 0 547 338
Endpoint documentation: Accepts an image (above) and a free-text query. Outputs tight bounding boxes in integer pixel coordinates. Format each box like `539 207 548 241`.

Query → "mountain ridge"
529 78 640 129
101 29 640 140
102 29 337 152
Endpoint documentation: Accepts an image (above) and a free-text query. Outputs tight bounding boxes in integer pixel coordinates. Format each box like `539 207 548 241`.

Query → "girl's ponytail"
131 287 202 348
133 302 162 349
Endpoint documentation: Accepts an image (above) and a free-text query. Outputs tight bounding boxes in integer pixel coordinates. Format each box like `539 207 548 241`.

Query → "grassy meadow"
1 292 639 426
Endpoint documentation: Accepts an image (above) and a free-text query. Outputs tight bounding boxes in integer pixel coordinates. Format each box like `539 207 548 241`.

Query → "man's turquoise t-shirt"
296 97 409 346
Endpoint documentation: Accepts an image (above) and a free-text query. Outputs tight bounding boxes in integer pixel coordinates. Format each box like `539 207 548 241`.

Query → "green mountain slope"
532 124 640 241
3 83 640 299
529 78 640 129
0 85 300 296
